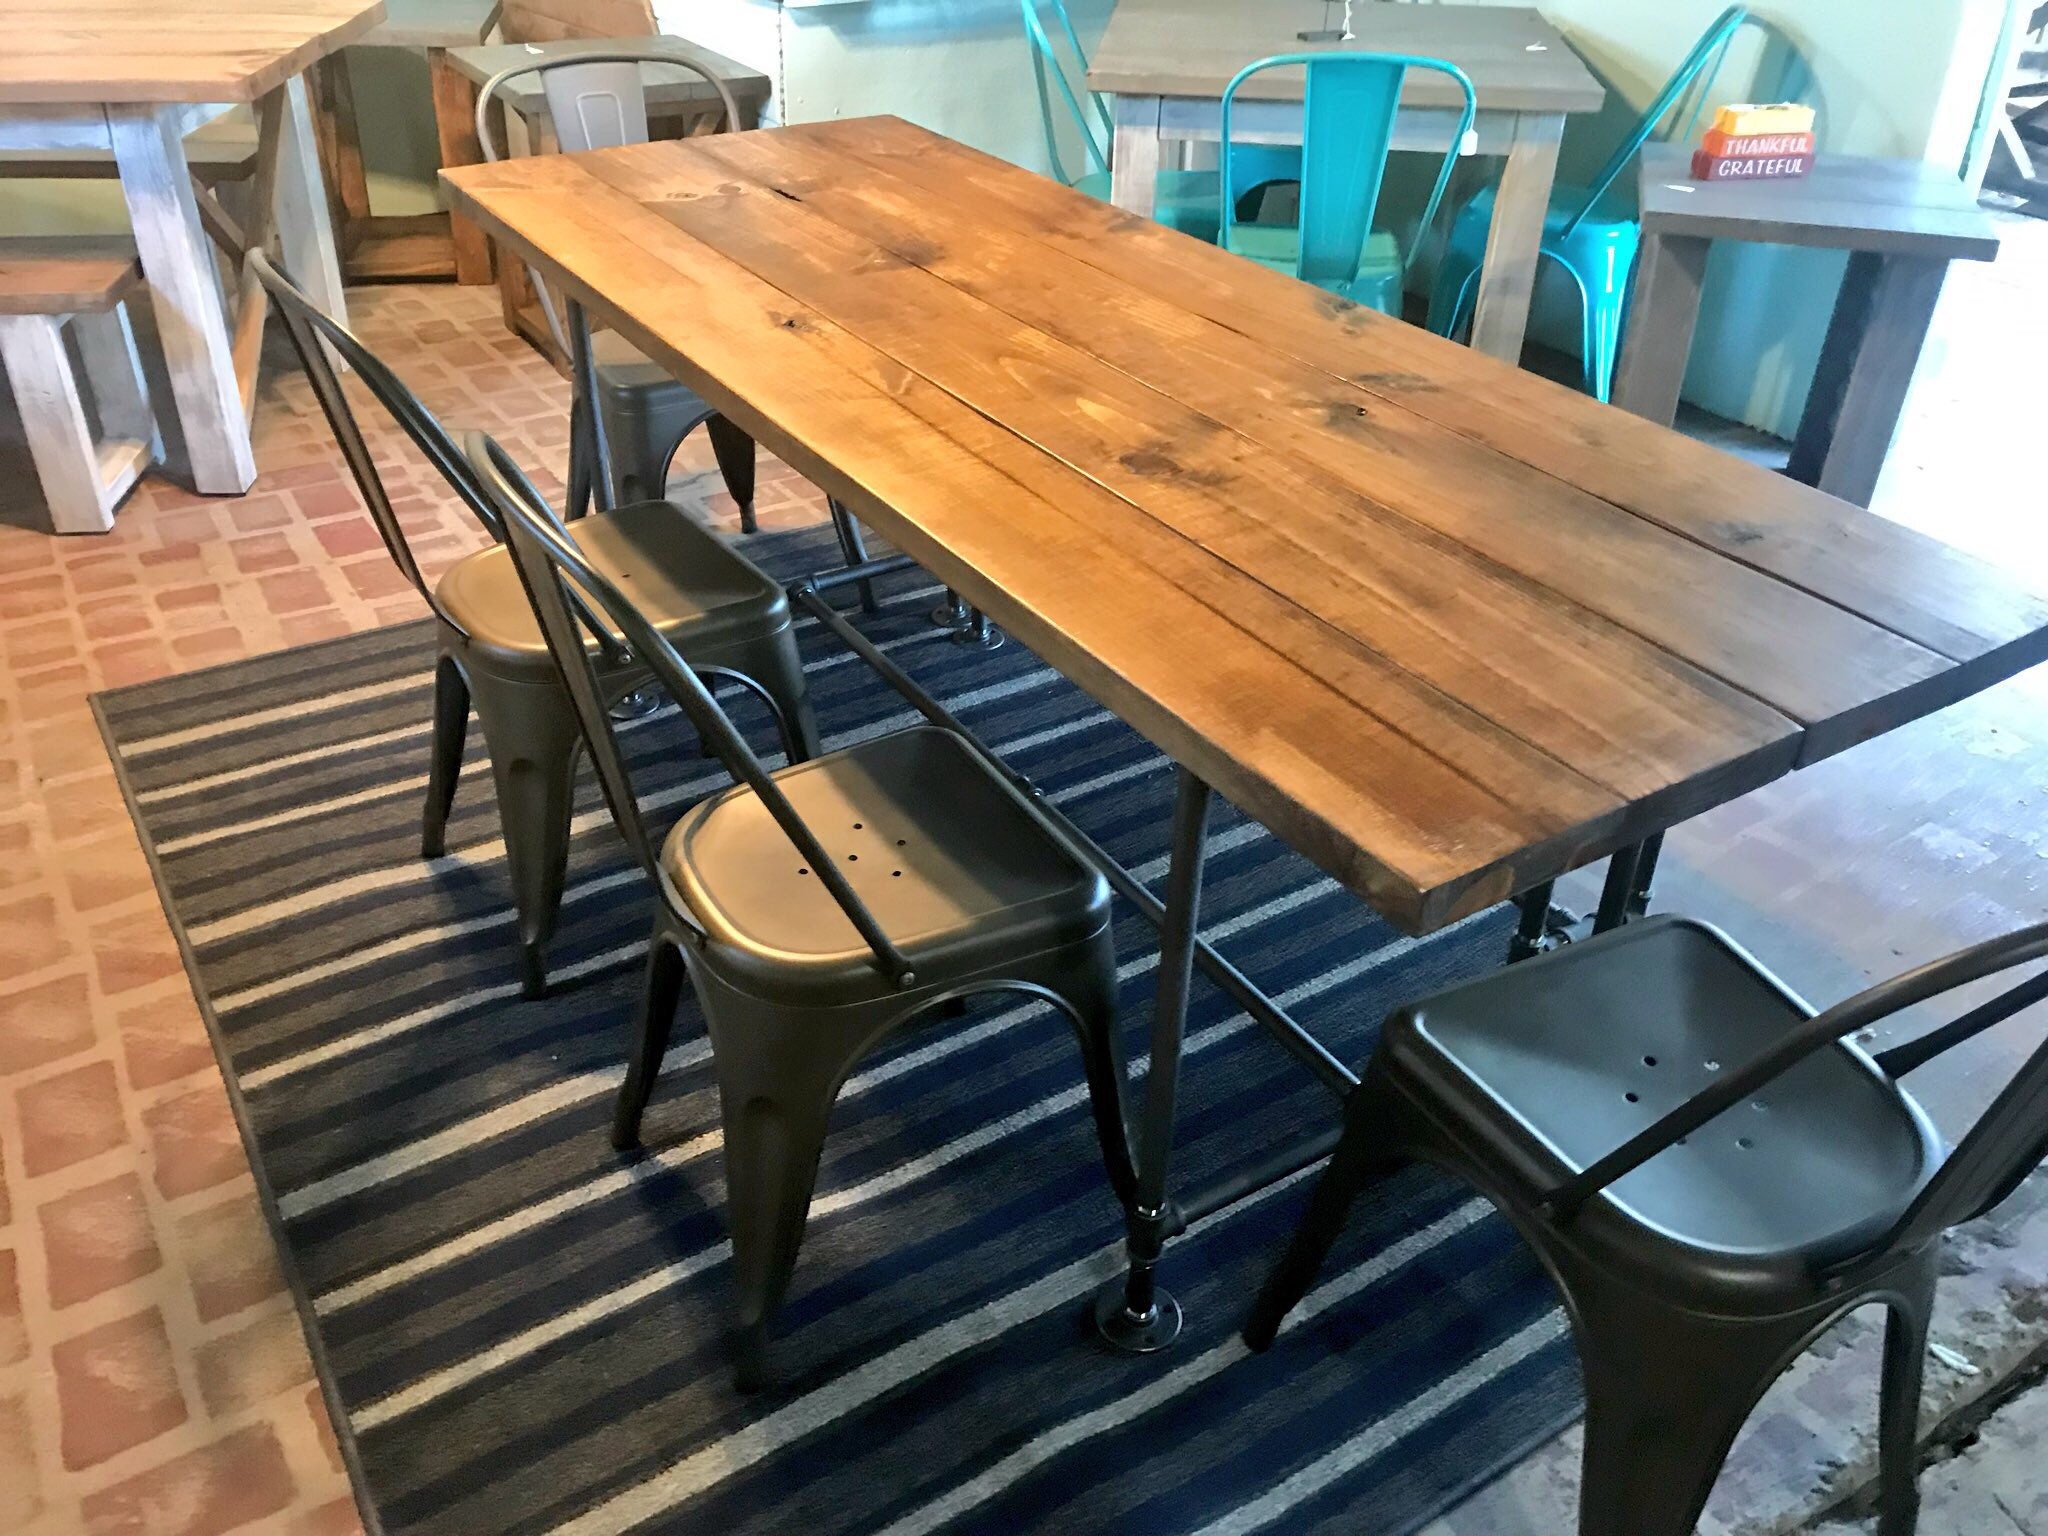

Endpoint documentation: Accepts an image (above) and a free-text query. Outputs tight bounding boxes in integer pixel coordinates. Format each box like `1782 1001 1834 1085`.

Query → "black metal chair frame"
253 249 817 995
1246 915 2048 1536
468 430 1142 1387
474 48 759 528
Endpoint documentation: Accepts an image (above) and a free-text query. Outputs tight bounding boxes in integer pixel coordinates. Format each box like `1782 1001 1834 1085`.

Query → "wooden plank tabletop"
1087 0 1604 113
441 117 2048 933
0 0 386 104
1638 146 2003 261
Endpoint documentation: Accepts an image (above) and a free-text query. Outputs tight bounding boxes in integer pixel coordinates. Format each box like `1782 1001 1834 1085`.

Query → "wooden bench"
0 112 262 183
0 238 159 533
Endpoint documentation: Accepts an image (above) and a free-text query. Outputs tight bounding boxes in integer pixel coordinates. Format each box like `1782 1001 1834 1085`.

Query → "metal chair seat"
662 724 1111 1005
436 498 789 672
1380 917 1942 1304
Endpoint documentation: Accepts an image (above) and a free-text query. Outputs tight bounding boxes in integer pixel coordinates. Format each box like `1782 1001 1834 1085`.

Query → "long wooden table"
442 115 2048 1341
1086 0 1605 364
0 0 384 493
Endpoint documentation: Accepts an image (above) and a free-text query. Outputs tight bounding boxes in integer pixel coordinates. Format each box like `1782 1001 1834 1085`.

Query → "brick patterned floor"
0 282 826 1536
0 265 2045 1536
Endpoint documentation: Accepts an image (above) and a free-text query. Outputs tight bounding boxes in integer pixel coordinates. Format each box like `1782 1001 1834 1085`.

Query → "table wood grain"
0 0 387 104
441 117 2048 932
1089 0 1603 111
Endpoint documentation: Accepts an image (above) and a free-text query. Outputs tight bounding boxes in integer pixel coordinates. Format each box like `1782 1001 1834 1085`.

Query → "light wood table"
443 35 769 363
1615 146 2003 507
1086 0 1603 363
311 0 502 284
443 116 2048 1341
0 0 384 493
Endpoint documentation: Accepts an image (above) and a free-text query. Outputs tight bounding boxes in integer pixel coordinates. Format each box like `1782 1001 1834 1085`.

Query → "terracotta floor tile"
0 971 96 1077
16 1059 126 1179
0 1391 43 1530
117 993 216 1094
175 1191 285 1323
38 1172 162 1309
52 1308 188 1469
0 1247 25 1365
80 1423 295 1536
293 1496 366 1536
0 1140 13 1229
194 1307 314 1417
140 1081 244 1201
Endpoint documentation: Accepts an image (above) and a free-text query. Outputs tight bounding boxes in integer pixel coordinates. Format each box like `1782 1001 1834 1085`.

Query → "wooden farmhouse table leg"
1786 250 1949 509
429 46 494 284
108 102 256 493
1612 230 1711 427
275 75 350 329
1468 110 1563 364
1109 93 1163 219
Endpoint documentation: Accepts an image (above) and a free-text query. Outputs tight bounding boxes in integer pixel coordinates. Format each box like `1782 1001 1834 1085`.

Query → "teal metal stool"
1022 0 1299 241
1218 51 1475 316
1426 6 1749 399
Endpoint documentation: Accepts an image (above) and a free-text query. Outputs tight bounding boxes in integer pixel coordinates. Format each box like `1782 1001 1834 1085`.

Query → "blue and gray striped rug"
96 527 1578 1536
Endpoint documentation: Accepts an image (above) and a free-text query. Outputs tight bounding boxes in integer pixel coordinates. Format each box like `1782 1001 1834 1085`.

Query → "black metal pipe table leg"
566 300 614 515
1627 831 1665 919
1509 879 1556 961
930 587 971 630
1095 766 1211 1354
1594 842 1644 933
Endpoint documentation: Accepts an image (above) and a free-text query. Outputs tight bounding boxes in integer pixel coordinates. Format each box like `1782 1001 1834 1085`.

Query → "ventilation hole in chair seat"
1624 1092 1640 1103
1643 1055 1659 1067
1705 1059 1721 1071
1737 1137 1756 1150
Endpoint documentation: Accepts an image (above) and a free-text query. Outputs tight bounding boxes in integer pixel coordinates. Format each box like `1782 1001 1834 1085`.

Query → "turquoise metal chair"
1021 0 1298 241
1219 52 1476 316
1426 6 1750 399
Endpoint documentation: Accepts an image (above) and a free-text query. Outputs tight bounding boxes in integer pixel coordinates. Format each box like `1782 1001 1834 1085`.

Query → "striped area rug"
96 527 1579 1536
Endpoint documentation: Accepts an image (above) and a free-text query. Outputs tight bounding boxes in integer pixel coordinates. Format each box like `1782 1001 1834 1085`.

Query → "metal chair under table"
468 430 1139 1391
475 48 760 525
1246 912 2048 1536
255 251 818 997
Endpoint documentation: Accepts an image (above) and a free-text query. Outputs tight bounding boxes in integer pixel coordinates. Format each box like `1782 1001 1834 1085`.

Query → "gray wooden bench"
0 238 160 533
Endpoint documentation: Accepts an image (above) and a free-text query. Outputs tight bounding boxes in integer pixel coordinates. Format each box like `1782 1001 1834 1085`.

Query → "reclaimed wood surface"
0 237 142 313
1087 0 1603 112
441 117 2048 932
0 0 387 104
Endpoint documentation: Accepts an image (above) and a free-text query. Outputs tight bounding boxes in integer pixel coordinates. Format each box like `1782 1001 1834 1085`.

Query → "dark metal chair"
1245 912 2048 1536
467 430 1137 1390
253 251 818 996
474 49 760 526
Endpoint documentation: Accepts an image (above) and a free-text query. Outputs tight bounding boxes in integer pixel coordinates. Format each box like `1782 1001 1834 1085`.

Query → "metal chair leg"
1055 936 1138 1211
467 668 585 999
827 498 879 615
613 924 687 1150
566 394 595 522
705 414 757 534
1573 1300 1795 1536
1876 1255 1938 1536
713 627 820 762
1243 1085 1402 1350
422 653 469 859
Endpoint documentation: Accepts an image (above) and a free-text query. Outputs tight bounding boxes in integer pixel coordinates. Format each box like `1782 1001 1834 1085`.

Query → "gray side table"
1613 145 2001 507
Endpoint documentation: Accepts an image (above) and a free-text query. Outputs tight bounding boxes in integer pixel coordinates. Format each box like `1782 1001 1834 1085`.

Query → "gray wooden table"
1614 145 2002 507
1086 0 1603 364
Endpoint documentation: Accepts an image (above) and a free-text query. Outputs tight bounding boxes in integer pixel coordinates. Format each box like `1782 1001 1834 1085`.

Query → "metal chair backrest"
1561 5 1750 236
1222 51 1475 290
1539 917 2048 1274
248 250 501 639
1019 0 1113 184
466 431 920 988
474 48 742 352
